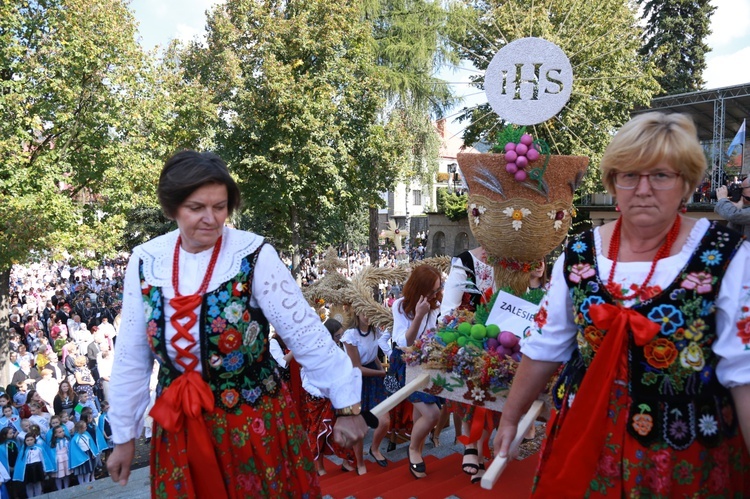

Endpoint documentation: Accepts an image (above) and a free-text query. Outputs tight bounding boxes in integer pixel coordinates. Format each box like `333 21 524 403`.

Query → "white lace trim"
133 226 264 289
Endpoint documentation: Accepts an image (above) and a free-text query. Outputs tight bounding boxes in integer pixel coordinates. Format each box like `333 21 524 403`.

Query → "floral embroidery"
647 305 684 335
223 351 244 371
643 338 678 369
211 317 227 333
699 249 722 266
737 308 750 347
571 240 586 253
534 306 548 328
583 325 604 352
218 329 242 354
502 206 531 230
569 263 595 283
697 414 718 436
678 342 705 371
221 388 240 408
631 404 654 436
469 203 487 225
680 271 713 294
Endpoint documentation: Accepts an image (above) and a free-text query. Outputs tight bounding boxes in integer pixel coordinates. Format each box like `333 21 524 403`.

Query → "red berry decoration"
555 210 565 220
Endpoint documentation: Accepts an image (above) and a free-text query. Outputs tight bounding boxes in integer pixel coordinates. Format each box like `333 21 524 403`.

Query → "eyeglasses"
613 171 681 190
427 283 444 298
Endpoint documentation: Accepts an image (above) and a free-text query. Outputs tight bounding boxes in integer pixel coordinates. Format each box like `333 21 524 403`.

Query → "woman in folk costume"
107 151 367 498
495 112 750 496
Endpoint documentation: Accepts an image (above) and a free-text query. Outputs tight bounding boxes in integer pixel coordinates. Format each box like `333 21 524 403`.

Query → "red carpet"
320 452 538 498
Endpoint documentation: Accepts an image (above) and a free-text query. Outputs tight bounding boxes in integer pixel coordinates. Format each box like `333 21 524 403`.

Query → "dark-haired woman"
391 264 443 479
108 150 366 498
342 313 390 474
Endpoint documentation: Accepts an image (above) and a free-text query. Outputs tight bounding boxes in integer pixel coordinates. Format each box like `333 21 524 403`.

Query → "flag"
727 119 746 158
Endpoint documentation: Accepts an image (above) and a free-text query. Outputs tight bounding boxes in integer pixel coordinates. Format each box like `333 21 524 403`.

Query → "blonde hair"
601 112 706 197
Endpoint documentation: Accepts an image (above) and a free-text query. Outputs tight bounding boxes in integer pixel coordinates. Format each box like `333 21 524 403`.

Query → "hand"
716 185 728 200
332 415 368 448
493 418 519 460
415 295 430 318
107 439 135 486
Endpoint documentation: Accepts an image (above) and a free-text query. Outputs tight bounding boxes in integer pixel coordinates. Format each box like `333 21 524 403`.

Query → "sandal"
409 458 426 479
462 448 480 476
470 463 486 484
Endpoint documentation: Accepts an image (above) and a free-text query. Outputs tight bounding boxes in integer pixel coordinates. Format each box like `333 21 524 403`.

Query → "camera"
710 183 743 202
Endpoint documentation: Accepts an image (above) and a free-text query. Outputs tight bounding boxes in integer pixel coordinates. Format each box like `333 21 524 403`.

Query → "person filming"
715 176 750 238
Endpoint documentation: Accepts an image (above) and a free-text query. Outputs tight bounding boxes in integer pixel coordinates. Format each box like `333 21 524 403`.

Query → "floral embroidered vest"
553 222 744 450
139 245 283 414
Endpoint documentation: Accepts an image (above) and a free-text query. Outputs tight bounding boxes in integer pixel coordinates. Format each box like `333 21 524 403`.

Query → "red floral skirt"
536 382 750 497
300 391 354 462
149 385 320 498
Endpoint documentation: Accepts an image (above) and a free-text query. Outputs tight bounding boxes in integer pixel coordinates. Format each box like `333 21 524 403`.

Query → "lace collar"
133 227 264 288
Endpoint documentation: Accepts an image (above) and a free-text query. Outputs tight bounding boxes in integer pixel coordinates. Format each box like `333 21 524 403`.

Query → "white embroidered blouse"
109 227 362 444
522 219 750 388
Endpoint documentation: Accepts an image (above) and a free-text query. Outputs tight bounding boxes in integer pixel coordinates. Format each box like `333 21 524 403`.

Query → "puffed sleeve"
440 257 468 316
520 253 578 362
714 241 750 387
108 254 156 444
251 245 361 409
391 299 409 348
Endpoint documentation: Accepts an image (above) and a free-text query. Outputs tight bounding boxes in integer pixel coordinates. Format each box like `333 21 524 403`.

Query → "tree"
446 0 660 193
178 0 414 274
0 0 175 387
639 0 715 95
360 0 458 265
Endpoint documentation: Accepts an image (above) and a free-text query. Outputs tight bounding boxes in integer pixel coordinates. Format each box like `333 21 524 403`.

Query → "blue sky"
129 0 750 135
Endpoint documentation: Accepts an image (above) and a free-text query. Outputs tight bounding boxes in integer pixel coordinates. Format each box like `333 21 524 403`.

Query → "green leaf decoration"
491 124 527 153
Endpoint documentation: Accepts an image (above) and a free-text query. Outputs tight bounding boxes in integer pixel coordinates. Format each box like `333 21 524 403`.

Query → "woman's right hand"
107 439 135 486
493 417 519 460
415 295 430 318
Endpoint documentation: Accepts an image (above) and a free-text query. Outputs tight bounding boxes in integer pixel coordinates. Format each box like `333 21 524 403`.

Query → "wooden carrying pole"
370 372 430 419
480 399 544 490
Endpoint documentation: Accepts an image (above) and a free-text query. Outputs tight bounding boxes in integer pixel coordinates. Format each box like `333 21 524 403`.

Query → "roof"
632 82 750 141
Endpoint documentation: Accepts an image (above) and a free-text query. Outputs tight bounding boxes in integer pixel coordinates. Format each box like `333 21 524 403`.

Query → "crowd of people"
2 262 123 496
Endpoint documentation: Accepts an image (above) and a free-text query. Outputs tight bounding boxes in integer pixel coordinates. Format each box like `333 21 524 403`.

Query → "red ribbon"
150 371 227 499
533 303 660 498
457 407 494 458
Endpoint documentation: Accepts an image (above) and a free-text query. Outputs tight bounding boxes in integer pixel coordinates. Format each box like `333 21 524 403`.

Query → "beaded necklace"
606 215 681 301
171 235 223 297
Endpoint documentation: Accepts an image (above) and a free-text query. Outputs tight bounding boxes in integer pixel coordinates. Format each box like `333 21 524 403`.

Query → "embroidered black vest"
553 222 744 449
139 245 283 414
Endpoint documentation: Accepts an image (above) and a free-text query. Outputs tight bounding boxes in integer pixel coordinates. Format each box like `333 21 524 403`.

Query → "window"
413 190 422 206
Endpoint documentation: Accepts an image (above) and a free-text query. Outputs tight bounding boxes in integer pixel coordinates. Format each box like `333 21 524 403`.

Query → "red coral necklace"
606 215 681 301
172 235 223 297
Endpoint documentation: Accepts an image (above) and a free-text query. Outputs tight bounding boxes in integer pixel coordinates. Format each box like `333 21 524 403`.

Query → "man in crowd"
715 176 750 238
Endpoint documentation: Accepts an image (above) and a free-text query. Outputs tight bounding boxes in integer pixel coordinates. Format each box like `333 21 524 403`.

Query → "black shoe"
369 447 388 467
409 458 426 479
386 441 396 452
462 448 480 476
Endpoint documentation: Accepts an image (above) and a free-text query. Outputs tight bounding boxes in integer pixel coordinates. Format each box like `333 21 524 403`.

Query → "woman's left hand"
332 415 368 448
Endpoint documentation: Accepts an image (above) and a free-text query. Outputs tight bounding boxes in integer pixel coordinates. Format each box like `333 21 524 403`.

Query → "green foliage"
639 0 715 95
491 125 527 153
436 187 468 221
446 0 660 194
0 0 181 268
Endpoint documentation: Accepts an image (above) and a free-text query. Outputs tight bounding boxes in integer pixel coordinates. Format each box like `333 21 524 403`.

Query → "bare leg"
431 405 451 446
408 402 440 478
354 440 367 475
370 412 390 461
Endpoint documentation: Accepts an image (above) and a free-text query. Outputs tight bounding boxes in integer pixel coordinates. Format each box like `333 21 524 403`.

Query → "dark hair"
0 427 12 443
323 319 343 339
157 150 242 219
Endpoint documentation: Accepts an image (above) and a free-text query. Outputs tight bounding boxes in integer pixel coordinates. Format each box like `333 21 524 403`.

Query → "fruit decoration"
491 124 552 190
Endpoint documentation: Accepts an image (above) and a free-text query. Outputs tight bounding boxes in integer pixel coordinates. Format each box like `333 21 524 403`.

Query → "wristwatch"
334 402 362 417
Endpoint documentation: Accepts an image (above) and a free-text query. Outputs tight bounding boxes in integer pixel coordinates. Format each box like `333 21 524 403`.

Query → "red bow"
150 371 227 499
458 406 494 458
534 303 660 498
589 302 661 346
